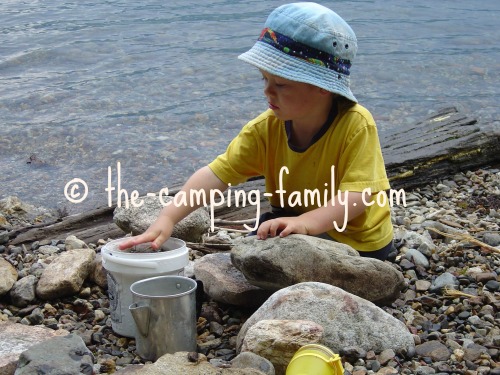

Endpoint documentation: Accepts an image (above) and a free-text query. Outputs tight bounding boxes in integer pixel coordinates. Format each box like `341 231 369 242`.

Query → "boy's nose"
263 82 274 97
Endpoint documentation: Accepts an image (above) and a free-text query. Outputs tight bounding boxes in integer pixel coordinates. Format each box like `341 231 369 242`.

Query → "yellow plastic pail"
286 344 344 375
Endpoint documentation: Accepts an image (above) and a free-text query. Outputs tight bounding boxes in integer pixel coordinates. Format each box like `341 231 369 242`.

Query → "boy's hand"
118 215 174 251
256 217 309 240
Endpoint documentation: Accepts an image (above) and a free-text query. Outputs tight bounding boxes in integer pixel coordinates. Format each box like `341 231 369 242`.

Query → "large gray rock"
15 333 94 375
36 248 95 300
194 253 272 307
113 351 266 375
0 258 18 297
231 235 404 305
236 282 415 356
113 195 211 242
0 322 69 375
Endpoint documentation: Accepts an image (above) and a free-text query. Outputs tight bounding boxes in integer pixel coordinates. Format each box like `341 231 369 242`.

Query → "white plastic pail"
101 237 189 337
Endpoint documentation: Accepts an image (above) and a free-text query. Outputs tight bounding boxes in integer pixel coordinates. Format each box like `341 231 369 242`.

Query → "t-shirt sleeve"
208 122 266 186
336 112 390 193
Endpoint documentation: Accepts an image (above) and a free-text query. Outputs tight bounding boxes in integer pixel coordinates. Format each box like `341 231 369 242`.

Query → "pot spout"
129 301 150 337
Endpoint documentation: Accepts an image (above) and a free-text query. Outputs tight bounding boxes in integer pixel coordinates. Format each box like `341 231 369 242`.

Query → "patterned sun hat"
238 2 358 102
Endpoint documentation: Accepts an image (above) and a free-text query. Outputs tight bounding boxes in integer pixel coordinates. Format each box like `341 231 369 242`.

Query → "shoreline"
1 165 499 374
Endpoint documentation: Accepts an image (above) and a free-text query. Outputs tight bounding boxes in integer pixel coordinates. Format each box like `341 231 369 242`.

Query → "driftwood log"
382 106 499 189
8 107 500 246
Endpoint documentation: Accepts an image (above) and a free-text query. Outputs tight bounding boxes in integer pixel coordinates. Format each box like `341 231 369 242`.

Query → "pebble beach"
1 166 499 374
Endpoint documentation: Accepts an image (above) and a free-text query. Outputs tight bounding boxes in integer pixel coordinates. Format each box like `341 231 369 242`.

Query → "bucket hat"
238 2 358 102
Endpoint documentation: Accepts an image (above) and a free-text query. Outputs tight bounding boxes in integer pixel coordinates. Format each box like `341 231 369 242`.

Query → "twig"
212 226 251 234
213 218 256 225
186 242 232 254
426 227 500 254
443 286 477 299
186 242 233 250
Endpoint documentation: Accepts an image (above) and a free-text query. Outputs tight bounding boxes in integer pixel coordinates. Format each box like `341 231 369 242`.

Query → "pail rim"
102 237 187 260
130 275 197 299
298 344 336 357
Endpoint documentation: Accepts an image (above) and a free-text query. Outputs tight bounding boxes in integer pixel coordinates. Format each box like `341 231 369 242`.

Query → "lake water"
1 0 498 214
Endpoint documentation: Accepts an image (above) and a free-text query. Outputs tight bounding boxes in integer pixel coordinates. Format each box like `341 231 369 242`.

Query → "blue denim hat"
238 2 357 102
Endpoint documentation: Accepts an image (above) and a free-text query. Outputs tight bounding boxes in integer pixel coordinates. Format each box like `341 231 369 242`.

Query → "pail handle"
103 255 157 269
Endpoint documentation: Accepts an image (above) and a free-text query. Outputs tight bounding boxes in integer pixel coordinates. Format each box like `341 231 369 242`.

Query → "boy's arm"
119 166 227 250
256 191 367 239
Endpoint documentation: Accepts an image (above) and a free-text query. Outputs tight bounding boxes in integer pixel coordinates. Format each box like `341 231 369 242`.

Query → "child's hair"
239 2 358 102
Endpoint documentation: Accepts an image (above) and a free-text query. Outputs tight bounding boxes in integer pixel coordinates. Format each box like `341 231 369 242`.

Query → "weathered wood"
8 107 499 245
381 107 499 189
10 206 124 246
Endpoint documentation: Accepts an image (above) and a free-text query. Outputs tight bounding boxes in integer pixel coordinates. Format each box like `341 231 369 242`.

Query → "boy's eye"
260 75 285 88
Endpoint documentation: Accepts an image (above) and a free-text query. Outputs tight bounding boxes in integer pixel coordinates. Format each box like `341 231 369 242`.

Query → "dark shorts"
250 209 394 261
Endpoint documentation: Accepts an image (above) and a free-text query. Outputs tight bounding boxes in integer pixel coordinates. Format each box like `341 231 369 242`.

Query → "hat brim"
238 42 357 103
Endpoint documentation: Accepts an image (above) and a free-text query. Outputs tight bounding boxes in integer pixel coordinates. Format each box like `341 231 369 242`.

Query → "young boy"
120 2 394 260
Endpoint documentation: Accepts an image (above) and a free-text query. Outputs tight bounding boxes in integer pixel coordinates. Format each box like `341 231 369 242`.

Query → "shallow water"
1 0 498 214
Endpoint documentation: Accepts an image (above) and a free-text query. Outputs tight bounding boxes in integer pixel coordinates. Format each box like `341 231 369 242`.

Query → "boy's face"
260 70 330 122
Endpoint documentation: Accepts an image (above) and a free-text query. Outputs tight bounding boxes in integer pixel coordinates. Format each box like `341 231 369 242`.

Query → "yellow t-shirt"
208 101 393 252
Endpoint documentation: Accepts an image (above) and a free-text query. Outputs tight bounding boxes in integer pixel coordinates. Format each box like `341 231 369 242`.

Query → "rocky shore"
1 167 499 374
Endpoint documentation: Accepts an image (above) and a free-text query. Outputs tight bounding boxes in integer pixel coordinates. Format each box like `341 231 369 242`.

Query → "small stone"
65 235 88 250
94 309 106 322
415 365 436 375
9 275 37 307
209 321 225 337
482 233 500 247
200 304 224 324
484 280 500 291
0 231 10 245
378 349 396 365
415 341 451 361
415 280 431 292
430 272 459 293
231 351 275 375
38 245 60 255
366 359 381 372
197 338 222 353
376 366 399 374
99 358 116 373
454 348 465 362
116 356 134 366
474 272 497 284
79 287 91 298
116 337 128 348
400 259 415 270
341 346 367 361
187 352 200 363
